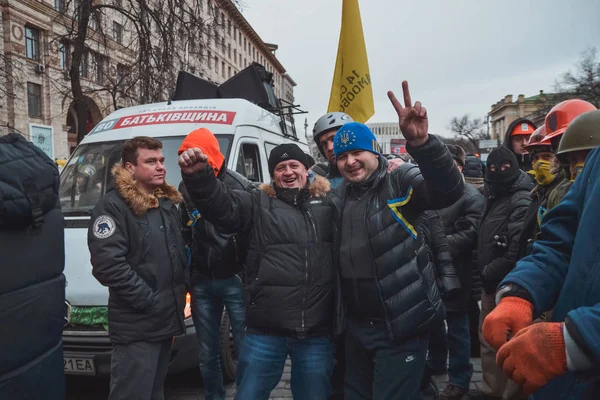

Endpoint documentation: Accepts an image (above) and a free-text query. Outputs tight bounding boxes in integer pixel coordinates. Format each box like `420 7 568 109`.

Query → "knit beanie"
268 143 309 176
446 144 466 167
178 128 225 176
333 122 379 158
485 147 520 184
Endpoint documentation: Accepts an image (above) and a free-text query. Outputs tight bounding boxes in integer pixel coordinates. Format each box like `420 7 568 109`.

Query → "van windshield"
59 136 231 216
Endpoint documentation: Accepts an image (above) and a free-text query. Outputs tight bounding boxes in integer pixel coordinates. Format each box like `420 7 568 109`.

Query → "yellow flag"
327 0 374 123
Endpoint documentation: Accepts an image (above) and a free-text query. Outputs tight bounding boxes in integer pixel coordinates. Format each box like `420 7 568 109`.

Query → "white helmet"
312 112 353 154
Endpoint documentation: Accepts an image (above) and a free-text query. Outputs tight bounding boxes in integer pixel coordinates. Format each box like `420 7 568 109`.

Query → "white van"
59 98 309 380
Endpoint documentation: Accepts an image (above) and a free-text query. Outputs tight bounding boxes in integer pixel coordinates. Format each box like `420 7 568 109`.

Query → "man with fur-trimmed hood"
179 143 337 399
88 136 187 400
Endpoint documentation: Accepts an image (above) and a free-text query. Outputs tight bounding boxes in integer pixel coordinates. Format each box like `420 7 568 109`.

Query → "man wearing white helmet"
312 112 354 189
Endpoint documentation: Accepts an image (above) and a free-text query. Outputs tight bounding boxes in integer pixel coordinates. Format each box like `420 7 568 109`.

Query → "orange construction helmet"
541 99 597 144
509 120 536 136
524 124 551 152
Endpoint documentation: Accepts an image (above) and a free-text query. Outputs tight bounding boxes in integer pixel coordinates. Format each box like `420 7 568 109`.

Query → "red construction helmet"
524 124 551 152
509 121 536 136
540 99 597 145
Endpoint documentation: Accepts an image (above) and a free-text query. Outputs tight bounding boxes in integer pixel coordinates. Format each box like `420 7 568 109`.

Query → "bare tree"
555 47 600 108
448 114 491 151
51 0 231 144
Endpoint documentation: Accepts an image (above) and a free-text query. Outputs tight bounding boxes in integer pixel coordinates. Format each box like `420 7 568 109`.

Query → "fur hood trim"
112 164 182 216
259 174 331 198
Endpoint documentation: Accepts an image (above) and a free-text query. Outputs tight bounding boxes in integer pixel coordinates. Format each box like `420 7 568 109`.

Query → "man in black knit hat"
469 147 532 400
180 142 338 400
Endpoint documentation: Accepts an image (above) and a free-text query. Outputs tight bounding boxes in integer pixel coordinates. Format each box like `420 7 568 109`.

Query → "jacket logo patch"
93 215 116 239
309 200 322 205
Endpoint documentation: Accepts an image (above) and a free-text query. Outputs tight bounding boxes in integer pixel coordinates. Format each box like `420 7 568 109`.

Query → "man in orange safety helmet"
503 118 536 173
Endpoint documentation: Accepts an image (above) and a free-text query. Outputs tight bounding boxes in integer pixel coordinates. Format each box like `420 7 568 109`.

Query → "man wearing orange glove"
482 110 600 400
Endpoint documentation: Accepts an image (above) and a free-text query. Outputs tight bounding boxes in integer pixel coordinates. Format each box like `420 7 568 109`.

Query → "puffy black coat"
182 168 336 338
0 134 65 400
422 210 462 298
88 164 187 344
179 166 254 280
333 135 464 342
438 183 485 311
478 171 533 294
463 155 485 178
515 174 563 262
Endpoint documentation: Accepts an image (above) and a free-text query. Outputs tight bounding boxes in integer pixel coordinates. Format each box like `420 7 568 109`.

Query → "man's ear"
124 161 135 174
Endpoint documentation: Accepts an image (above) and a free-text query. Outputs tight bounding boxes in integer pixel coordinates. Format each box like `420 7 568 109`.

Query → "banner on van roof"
89 110 237 135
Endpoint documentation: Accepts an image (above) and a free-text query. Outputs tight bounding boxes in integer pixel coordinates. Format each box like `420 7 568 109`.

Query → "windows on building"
54 0 65 13
27 82 42 118
113 21 123 44
93 52 106 83
59 41 69 70
79 51 89 78
25 27 40 61
221 61 225 77
207 50 212 69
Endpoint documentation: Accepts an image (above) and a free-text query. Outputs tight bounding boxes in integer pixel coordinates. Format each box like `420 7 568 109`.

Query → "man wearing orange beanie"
482 119 600 399
178 128 254 400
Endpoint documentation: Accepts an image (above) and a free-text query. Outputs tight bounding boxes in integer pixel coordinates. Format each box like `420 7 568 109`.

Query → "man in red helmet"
503 118 536 173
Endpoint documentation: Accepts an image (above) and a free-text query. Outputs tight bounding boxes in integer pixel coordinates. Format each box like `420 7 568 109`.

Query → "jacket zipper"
365 191 394 340
159 204 185 333
301 209 318 338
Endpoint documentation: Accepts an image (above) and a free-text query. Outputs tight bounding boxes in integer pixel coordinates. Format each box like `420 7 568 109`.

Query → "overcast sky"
240 0 600 141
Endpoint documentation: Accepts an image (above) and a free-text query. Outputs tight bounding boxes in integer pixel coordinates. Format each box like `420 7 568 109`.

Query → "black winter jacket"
516 174 563 262
182 169 336 338
179 166 254 280
478 171 533 294
422 210 462 298
88 165 187 344
0 134 65 400
334 134 464 342
438 183 485 311
464 155 485 179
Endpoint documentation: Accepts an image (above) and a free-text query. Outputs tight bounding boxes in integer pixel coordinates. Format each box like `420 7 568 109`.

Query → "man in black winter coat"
179 143 336 400
0 134 65 400
469 147 532 400
177 128 253 400
333 81 464 400
89 137 187 400
434 145 486 400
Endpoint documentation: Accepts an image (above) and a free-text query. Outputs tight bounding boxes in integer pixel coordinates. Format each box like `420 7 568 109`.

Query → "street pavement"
67 357 483 399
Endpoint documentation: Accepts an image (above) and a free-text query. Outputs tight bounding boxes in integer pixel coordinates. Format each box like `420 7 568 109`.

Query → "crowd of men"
3 82 599 400
93 84 600 400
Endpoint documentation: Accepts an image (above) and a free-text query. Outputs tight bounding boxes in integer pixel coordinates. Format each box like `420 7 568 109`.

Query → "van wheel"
220 311 238 382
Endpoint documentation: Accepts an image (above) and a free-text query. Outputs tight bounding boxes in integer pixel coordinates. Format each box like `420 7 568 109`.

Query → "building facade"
366 122 402 154
0 0 296 159
488 90 556 141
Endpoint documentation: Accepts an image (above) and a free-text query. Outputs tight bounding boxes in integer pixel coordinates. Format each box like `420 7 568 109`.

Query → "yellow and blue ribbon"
387 186 417 239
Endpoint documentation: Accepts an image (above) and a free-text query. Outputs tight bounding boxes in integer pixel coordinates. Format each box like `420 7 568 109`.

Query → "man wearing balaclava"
469 147 533 400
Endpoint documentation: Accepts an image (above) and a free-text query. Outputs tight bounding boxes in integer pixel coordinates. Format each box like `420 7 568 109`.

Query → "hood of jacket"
259 173 331 199
112 164 182 216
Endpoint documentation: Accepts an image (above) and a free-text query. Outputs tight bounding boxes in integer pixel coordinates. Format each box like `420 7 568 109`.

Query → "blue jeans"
446 311 473 389
191 275 246 400
235 333 334 400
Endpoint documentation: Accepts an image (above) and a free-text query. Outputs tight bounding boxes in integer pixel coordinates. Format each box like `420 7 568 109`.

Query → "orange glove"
482 296 533 349
497 322 566 394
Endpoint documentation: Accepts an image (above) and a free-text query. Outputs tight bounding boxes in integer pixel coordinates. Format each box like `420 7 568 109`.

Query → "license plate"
64 357 96 375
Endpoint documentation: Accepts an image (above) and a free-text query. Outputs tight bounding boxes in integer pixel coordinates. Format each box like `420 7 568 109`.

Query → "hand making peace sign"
388 81 429 147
